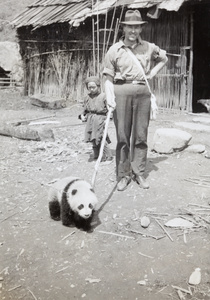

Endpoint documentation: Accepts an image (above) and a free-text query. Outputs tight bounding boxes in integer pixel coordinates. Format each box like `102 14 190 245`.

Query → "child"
79 76 112 162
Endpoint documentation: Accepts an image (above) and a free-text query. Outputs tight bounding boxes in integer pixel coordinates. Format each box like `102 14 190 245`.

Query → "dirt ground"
0 88 210 300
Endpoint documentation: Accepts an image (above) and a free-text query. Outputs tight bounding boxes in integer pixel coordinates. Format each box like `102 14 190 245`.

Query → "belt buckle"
132 80 139 85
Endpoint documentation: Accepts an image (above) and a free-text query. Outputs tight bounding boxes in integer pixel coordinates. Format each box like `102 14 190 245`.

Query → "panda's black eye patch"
78 204 84 210
89 203 93 209
72 189 77 195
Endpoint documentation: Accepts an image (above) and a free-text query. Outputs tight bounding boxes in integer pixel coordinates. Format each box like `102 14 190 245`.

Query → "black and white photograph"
0 0 210 299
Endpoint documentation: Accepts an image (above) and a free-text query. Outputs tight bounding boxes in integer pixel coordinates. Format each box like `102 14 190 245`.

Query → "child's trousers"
92 140 112 160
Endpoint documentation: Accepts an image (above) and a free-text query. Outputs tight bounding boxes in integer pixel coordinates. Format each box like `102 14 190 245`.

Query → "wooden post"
179 47 187 110
0 123 54 141
187 12 194 112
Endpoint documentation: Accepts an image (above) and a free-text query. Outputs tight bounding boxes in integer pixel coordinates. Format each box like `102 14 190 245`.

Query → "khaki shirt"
103 38 167 82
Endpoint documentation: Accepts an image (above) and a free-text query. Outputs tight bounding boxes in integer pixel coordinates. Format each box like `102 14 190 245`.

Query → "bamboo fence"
143 11 190 111
22 41 95 101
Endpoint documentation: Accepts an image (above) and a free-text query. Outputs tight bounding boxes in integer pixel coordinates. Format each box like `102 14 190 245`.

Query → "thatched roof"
12 0 188 29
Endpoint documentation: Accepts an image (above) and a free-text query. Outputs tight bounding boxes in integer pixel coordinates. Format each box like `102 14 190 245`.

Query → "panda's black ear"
72 189 77 195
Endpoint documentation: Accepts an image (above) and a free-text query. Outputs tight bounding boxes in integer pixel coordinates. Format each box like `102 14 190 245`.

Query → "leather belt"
126 80 145 85
89 111 106 115
115 79 145 85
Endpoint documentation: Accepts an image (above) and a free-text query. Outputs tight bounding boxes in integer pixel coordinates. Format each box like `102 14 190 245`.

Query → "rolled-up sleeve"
152 44 167 63
103 47 116 78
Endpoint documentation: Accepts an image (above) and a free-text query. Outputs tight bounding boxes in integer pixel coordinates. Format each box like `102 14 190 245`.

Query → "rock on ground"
185 144 205 153
152 128 192 154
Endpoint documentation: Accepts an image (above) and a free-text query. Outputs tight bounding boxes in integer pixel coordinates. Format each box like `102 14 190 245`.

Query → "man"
103 10 168 191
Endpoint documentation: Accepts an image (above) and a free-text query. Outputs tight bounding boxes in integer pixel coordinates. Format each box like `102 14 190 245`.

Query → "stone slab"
193 117 210 125
30 94 67 109
175 122 210 132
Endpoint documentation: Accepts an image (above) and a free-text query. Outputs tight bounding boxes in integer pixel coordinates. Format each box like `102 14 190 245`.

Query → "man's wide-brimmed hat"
121 10 147 25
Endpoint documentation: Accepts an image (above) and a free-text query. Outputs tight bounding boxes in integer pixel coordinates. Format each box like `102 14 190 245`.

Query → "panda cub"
48 177 98 231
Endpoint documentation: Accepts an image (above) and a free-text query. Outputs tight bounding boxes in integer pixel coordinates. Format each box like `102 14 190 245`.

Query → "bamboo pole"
96 0 100 75
105 6 117 54
91 108 113 188
92 0 96 75
113 5 124 44
113 18 119 45
102 10 108 60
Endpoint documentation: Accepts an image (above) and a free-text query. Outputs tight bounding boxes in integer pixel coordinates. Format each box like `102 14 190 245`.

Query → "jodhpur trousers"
113 83 151 180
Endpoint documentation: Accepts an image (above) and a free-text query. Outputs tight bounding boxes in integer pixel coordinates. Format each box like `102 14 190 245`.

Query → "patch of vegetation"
0 0 34 41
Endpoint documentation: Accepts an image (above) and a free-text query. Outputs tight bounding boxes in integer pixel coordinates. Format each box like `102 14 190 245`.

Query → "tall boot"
92 144 99 159
101 141 113 162
88 141 99 162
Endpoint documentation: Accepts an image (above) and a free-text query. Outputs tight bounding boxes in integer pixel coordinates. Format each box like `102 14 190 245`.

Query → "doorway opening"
192 3 210 112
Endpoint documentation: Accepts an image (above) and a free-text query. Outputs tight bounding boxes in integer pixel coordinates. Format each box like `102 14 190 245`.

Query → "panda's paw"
81 223 92 232
77 225 92 232
62 220 74 227
86 227 94 233
51 216 61 221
